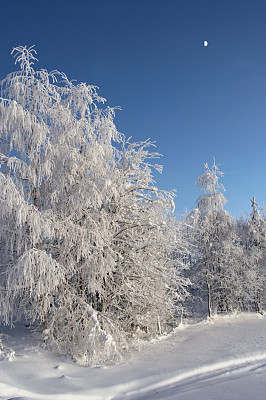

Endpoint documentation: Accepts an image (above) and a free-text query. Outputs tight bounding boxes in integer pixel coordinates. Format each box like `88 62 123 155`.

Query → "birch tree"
191 162 242 316
0 46 183 365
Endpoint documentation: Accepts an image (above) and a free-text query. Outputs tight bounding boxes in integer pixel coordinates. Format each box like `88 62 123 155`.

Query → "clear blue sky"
1 0 266 218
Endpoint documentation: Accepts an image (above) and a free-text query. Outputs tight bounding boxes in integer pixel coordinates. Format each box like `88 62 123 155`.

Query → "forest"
0 46 265 366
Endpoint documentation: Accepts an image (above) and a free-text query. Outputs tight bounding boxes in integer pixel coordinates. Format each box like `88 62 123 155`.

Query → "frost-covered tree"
196 161 227 216
236 198 266 313
190 162 243 317
174 208 200 319
0 46 183 365
0 45 121 364
96 140 188 335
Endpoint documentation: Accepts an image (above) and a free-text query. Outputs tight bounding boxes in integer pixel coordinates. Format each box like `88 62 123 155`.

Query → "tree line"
0 46 265 365
183 162 266 319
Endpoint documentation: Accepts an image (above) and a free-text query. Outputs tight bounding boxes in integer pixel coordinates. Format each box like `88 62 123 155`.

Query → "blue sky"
1 0 266 218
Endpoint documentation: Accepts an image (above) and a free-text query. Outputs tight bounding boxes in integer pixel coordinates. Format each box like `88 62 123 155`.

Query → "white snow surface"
0 313 266 400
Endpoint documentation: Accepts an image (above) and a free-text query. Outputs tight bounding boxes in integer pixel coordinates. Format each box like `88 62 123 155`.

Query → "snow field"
0 313 266 400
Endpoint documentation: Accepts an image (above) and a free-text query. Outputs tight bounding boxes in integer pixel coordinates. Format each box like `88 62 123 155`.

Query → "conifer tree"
237 198 266 313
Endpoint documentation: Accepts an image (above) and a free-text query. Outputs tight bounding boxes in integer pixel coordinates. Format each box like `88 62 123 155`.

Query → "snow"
1 313 266 400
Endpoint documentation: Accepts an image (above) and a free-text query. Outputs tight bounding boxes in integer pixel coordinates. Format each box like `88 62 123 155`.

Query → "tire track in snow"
114 352 266 399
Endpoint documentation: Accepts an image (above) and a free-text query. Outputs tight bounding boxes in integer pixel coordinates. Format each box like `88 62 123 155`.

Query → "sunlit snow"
0 313 266 400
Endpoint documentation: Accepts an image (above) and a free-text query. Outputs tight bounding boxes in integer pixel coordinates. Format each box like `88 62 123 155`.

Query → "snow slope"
0 313 266 400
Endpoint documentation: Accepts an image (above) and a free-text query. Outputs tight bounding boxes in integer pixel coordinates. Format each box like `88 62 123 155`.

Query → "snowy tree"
236 198 266 313
196 161 227 215
190 162 243 317
0 46 184 365
96 139 189 335
0 45 121 364
171 209 198 319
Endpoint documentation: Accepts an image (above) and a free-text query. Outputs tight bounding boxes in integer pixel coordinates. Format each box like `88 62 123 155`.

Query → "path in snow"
0 313 266 400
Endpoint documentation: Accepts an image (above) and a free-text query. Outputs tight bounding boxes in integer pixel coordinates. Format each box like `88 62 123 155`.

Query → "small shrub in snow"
0 338 15 361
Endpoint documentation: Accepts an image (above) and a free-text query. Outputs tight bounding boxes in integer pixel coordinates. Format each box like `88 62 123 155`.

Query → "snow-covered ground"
1 313 266 400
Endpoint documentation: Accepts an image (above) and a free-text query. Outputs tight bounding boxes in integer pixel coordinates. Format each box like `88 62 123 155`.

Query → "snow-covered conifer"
236 198 266 313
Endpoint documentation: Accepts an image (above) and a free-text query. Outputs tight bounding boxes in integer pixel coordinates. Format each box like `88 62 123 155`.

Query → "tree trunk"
207 278 212 318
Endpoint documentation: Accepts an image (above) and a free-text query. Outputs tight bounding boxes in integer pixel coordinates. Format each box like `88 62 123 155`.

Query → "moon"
203 41 208 47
